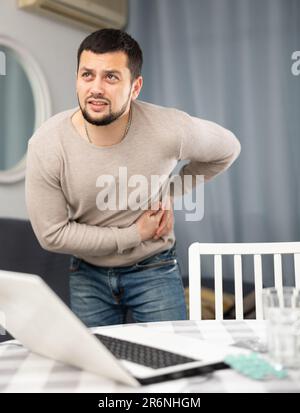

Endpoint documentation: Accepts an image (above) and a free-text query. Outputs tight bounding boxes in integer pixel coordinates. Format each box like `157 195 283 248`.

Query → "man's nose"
90 76 105 95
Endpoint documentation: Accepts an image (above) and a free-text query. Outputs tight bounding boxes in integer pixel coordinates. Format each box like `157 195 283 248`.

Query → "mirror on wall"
0 36 51 184
0 45 35 172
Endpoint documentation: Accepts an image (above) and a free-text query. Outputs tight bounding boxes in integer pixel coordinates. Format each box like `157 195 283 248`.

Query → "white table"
0 320 299 393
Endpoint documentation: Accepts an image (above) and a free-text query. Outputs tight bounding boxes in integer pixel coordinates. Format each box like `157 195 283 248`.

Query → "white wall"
0 0 89 218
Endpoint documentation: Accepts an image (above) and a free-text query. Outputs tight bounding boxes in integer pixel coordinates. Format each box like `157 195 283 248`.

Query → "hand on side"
136 198 174 242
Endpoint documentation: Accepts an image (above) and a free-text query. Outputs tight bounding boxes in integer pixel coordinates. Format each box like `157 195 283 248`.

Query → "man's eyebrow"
80 67 122 76
80 66 94 72
103 69 122 76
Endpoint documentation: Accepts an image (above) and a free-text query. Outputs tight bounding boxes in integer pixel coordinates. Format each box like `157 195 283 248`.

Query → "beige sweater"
25 99 241 267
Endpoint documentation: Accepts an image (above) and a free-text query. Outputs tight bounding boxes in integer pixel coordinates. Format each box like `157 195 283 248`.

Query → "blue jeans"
69 244 187 327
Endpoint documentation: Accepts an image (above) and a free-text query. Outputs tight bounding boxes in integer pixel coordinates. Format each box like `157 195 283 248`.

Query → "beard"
78 91 131 126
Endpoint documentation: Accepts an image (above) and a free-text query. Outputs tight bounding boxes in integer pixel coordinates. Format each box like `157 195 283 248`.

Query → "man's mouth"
88 100 108 107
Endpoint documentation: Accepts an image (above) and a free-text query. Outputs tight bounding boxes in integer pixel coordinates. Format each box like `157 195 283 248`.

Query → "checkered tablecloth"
0 320 299 393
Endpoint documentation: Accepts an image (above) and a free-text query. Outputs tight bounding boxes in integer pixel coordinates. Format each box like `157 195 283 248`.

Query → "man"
25 29 241 327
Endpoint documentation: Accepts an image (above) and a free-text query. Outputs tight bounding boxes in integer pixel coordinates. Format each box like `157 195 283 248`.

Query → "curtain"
128 0 300 284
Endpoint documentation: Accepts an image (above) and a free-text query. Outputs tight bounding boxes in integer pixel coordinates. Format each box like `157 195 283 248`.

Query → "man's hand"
136 205 165 242
135 198 174 242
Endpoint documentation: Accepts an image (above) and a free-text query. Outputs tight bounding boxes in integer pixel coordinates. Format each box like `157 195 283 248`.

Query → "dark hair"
77 28 143 82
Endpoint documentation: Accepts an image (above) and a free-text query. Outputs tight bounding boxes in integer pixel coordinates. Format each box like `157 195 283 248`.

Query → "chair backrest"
188 242 300 320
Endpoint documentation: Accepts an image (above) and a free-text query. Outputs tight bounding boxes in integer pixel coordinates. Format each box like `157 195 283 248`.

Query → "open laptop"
0 270 238 387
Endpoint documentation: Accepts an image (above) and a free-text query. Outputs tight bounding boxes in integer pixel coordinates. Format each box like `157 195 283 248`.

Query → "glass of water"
262 287 300 368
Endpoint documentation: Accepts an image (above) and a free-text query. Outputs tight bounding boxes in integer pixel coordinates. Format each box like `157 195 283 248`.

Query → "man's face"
76 50 142 126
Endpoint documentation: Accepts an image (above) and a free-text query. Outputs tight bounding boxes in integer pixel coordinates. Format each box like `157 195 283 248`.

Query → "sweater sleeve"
25 140 141 256
173 110 241 192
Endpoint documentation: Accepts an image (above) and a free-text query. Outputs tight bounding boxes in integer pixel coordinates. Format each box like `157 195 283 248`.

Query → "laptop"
0 270 239 387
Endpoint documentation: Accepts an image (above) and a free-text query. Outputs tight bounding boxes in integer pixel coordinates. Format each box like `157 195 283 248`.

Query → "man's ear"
131 76 143 100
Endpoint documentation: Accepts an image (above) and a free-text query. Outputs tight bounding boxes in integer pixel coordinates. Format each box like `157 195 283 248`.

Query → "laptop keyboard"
94 333 198 369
